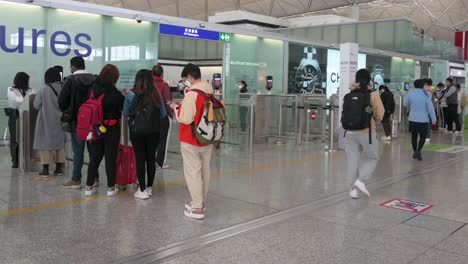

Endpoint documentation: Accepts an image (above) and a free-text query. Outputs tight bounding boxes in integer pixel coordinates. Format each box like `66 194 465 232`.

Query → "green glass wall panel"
323 25 339 43
224 34 284 128
307 27 323 41
375 21 395 51
433 62 447 85
357 22 375 48
340 24 356 43
390 57 415 84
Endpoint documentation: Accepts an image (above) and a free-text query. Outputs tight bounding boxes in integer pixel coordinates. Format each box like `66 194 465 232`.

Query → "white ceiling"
75 0 468 43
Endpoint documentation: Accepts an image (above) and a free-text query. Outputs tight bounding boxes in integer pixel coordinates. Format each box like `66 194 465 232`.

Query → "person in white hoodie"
6 72 32 168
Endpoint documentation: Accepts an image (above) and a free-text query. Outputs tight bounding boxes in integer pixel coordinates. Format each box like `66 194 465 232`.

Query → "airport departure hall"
1 0 468 263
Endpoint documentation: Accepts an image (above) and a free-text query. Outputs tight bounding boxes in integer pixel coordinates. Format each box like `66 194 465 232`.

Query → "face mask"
238 85 243 89
185 80 191 87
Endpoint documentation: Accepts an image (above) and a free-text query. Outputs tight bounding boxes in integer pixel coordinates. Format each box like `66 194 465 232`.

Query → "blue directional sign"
159 24 221 41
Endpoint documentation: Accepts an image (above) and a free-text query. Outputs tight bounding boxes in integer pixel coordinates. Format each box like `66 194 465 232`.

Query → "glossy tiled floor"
1 129 468 264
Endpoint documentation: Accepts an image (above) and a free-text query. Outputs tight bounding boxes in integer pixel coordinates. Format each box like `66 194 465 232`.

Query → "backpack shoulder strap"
47 84 59 98
190 89 209 100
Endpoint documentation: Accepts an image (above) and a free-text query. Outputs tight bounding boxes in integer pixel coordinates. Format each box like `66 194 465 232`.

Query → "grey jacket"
444 85 458 105
33 82 66 150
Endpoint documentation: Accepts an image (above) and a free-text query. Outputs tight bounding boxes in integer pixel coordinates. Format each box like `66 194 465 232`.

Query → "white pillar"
338 43 359 149
351 4 360 20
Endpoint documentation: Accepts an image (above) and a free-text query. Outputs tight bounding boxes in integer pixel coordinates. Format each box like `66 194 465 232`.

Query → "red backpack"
76 90 105 141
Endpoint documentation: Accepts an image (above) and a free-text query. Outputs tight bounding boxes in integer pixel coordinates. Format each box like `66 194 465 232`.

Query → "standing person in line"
404 79 436 161
33 68 66 177
423 79 436 143
85 64 124 197
344 69 385 199
6 72 32 168
456 84 465 128
238 80 249 133
438 83 448 130
170 63 213 219
443 78 462 135
123 70 166 200
153 65 173 169
379 85 395 141
59 56 97 189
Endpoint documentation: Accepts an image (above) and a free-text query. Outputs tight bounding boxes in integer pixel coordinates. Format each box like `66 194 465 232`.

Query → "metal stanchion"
276 104 285 145
18 110 30 173
327 108 336 152
249 103 254 153
120 116 129 146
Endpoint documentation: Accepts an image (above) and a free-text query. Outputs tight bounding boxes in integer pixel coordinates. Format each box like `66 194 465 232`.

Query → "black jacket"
380 90 395 114
58 73 96 121
91 82 125 120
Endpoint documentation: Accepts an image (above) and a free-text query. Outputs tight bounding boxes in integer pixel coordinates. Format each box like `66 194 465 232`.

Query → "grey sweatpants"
345 132 379 188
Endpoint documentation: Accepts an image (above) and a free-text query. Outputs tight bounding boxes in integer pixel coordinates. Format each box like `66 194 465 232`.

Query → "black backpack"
128 91 161 136
341 90 373 144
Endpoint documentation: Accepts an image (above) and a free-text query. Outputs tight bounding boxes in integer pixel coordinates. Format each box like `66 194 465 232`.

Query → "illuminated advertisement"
326 49 366 98
288 43 327 94
366 55 392 88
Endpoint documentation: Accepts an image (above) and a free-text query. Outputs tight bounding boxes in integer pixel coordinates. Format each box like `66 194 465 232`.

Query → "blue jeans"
71 132 98 182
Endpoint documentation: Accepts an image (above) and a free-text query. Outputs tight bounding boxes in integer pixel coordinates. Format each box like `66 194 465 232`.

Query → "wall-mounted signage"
159 24 230 42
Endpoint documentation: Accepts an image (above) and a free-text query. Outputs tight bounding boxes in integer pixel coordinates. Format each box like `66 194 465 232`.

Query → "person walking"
33 68 66 177
342 69 384 199
238 80 249 133
456 84 465 128
152 65 173 169
6 72 32 168
59 56 97 189
438 83 448 130
170 63 213 219
443 78 461 135
123 69 166 200
404 79 436 161
84 64 124 197
379 85 395 141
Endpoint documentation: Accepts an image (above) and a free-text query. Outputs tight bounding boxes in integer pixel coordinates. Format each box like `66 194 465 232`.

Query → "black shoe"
54 163 64 176
12 163 18 169
39 165 49 176
417 151 422 161
412 152 418 159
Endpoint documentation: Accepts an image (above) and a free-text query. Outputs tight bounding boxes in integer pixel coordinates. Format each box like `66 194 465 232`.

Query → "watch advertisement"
366 55 391 89
288 43 327 95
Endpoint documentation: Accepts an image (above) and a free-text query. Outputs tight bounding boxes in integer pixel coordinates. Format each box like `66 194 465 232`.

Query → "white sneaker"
161 164 170 169
425 138 430 143
184 208 205 220
145 187 153 197
107 187 118 197
349 189 359 199
185 202 194 211
134 189 149 200
384 136 392 141
85 186 97 196
354 180 371 197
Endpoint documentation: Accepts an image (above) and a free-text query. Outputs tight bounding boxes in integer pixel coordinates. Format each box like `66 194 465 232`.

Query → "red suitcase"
116 145 137 190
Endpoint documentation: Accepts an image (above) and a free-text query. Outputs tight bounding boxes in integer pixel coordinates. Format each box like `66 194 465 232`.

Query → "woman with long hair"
85 64 124 197
345 69 385 199
33 68 66 177
6 72 32 168
123 69 166 200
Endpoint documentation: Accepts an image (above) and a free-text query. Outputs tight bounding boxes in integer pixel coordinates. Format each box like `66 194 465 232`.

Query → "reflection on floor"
1 131 468 264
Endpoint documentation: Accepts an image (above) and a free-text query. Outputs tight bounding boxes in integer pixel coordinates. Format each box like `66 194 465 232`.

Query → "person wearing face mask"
84 64 125 197
170 63 214 220
238 80 248 133
58 56 98 190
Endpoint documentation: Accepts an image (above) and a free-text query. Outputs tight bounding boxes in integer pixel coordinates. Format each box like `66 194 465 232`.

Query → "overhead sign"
380 198 433 214
220 32 232 42
160 24 229 42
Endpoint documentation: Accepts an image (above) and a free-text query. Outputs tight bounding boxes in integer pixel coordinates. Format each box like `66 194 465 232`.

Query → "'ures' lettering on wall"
0 25 92 57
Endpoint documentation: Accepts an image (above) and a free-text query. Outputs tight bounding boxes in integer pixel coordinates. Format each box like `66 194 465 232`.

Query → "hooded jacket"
349 84 385 132
58 70 96 122
176 80 213 146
